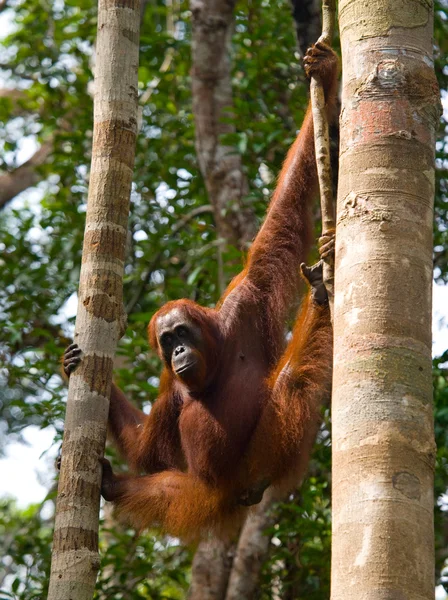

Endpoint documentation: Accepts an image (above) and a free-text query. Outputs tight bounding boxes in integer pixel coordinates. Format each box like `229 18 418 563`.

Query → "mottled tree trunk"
47 1 140 598
188 539 234 600
225 490 279 600
190 0 256 249
332 1 440 598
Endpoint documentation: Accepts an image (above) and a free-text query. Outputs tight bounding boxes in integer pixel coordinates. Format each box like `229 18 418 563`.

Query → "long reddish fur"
104 47 338 541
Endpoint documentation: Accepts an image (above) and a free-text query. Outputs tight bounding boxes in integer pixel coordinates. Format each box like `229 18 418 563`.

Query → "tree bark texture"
188 539 234 600
332 1 440 598
224 490 280 600
190 0 257 248
47 1 140 598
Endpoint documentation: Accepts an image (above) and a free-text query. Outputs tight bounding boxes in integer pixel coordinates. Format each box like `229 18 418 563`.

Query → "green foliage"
0 0 310 436
261 416 332 599
0 0 447 597
434 2 448 282
0 498 53 598
96 526 192 599
434 351 448 582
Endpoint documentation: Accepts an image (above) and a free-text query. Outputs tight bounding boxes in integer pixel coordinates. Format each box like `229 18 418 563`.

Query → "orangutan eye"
176 326 188 338
160 333 173 347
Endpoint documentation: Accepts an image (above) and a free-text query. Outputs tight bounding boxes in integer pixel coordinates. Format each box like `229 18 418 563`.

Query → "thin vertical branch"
309 0 336 316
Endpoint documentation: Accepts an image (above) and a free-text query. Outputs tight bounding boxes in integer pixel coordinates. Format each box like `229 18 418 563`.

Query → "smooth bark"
47 1 140 598
332 1 440 597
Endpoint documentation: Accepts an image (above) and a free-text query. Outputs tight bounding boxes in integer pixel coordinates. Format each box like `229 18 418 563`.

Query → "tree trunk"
188 539 234 600
190 0 257 249
225 490 279 600
332 1 440 598
47 1 140 598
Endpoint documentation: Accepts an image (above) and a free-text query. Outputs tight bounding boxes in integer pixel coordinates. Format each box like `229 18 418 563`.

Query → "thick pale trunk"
332 1 440 598
47 1 140 598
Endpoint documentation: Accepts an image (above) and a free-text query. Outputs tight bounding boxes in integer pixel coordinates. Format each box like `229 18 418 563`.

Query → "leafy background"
0 0 447 598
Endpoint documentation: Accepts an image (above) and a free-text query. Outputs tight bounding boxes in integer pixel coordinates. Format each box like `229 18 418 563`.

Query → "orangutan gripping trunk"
63 43 338 541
